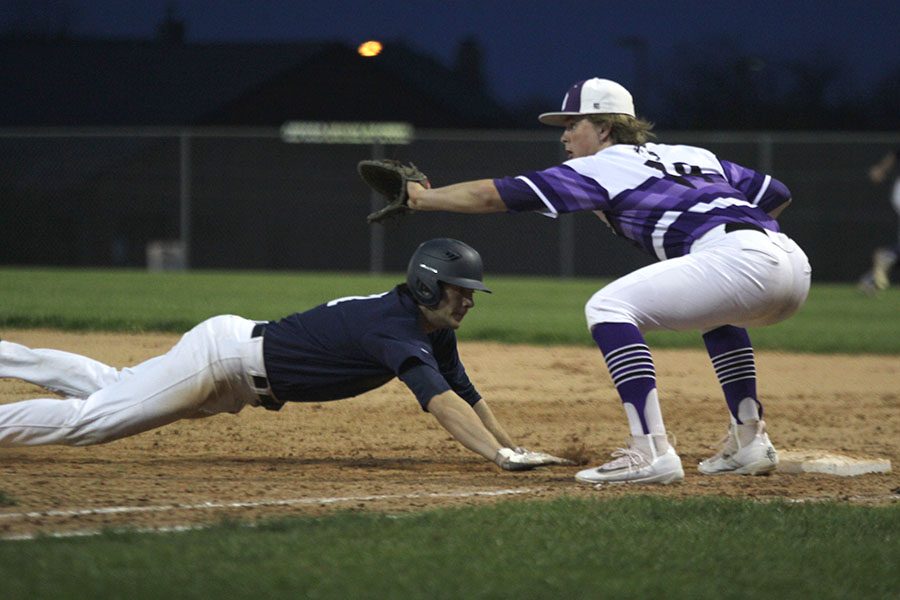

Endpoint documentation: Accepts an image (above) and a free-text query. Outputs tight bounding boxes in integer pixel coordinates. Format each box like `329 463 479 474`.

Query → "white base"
777 450 892 476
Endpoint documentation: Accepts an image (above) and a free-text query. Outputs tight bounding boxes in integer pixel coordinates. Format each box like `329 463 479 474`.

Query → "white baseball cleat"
575 435 684 485
698 420 778 475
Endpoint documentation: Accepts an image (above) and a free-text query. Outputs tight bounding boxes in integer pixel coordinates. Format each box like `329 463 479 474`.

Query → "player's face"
561 117 602 159
425 284 475 330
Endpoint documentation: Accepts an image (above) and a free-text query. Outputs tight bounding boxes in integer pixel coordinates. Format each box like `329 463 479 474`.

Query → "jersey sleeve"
493 164 610 217
397 361 453 411
719 159 792 214
362 331 439 376
362 330 457 410
429 329 482 406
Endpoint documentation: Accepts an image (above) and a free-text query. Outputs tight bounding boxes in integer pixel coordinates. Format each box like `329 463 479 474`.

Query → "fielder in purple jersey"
403 78 812 485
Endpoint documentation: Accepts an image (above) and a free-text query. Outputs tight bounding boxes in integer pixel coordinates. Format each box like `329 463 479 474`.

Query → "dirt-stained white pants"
585 225 812 332
0 315 266 446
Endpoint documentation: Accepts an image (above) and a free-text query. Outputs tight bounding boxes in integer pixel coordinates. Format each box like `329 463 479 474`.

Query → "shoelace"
706 426 741 460
603 447 648 471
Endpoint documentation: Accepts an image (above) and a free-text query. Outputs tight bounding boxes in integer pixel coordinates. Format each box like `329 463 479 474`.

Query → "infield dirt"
1 329 897 538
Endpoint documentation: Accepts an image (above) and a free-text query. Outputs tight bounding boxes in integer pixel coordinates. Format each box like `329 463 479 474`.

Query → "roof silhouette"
1 36 517 128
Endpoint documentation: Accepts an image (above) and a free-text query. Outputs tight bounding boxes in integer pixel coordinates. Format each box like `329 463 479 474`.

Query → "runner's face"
424 284 475 330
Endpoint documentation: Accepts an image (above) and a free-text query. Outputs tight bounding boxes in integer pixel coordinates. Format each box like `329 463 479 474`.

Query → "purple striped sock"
703 325 760 423
591 322 656 434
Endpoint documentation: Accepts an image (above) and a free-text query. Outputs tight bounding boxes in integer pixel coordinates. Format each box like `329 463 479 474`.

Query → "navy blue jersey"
260 286 481 410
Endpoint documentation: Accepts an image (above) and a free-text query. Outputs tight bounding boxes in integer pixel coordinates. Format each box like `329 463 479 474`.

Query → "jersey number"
644 160 713 189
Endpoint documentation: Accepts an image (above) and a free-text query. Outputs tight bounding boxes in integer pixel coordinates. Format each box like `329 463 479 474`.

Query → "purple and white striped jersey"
493 143 790 260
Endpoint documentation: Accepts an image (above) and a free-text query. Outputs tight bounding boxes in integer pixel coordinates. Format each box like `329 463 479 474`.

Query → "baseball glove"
357 159 430 224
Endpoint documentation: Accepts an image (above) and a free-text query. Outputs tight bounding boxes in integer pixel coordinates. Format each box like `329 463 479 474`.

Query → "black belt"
725 222 765 234
250 323 283 411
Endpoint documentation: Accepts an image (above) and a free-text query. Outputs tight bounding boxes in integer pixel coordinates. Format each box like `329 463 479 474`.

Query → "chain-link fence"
1 128 897 281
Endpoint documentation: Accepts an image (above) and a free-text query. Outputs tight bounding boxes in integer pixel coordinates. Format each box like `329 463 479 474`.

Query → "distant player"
858 148 900 294
0 239 569 472
397 78 812 484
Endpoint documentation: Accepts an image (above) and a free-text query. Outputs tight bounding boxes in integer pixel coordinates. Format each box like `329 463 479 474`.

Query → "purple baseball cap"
538 78 635 126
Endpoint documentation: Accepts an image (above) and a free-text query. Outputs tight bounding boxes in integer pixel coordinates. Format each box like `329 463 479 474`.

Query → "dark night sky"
3 0 899 110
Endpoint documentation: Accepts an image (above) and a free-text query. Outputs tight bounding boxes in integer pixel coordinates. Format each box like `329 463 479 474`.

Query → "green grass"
1 496 897 600
1 267 898 353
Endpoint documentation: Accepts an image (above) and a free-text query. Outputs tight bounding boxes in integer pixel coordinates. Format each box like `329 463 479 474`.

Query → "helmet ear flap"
410 275 441 306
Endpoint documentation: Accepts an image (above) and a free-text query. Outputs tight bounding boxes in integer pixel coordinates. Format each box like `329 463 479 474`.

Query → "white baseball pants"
585 225 812 332
0 315 267 446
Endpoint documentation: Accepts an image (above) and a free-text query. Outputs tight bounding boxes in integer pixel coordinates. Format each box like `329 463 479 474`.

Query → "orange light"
358 40 383 57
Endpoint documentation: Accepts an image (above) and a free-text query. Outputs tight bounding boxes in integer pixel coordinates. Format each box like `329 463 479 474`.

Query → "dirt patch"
1 330 897 538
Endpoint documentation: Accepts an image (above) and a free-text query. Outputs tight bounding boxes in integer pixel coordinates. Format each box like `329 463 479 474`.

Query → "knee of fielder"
584 290 640 331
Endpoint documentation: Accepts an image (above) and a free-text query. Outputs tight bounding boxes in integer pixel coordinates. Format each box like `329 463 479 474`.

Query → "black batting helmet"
406 238 491 306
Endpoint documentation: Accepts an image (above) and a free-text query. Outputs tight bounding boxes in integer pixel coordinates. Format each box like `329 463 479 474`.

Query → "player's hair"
588 114 656 145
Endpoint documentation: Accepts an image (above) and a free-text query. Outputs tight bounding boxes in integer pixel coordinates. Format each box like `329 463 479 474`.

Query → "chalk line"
0 487 537 530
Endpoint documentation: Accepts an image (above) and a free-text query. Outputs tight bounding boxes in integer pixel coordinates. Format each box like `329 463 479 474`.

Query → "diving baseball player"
366 78 812 485
0 239 569 472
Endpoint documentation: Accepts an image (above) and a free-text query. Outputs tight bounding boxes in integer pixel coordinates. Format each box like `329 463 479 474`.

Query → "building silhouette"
0 33 516 128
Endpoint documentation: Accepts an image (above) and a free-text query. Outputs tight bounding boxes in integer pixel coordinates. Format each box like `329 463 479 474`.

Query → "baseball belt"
250 323 284 411
725 222 766 234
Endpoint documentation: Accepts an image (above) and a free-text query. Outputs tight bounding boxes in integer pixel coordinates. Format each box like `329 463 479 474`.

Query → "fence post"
369 141 385 273
558 145 575 277
179 131 192 269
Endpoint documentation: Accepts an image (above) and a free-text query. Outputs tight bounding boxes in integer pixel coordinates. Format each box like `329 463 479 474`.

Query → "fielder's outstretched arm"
407 179 506 214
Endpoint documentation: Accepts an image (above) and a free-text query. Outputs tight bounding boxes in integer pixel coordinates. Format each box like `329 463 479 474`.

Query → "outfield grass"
1 497 897 600
1 267 898 353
